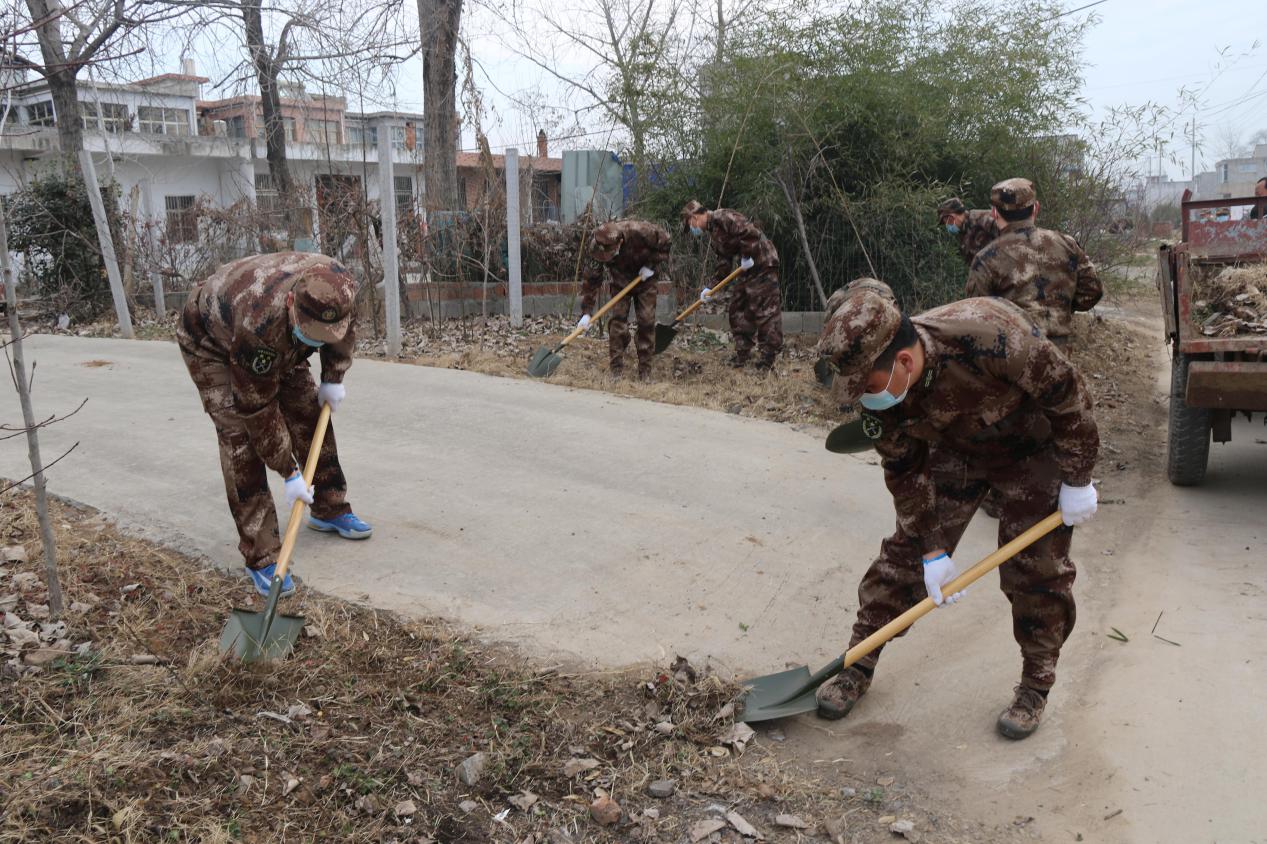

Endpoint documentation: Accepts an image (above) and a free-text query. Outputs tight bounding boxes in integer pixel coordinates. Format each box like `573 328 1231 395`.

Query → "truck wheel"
1166 353 1210 486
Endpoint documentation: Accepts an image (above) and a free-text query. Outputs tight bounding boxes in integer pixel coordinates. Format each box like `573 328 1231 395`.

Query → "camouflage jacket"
705 209 779 284
862 297 1099 554
954 209 1000 265
580 220 672 314
965 222 1102 339
177 252 357 475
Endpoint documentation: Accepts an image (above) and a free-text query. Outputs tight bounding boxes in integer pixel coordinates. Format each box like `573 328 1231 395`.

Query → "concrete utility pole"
77 150 132 338
505 146 523 328
377 124 402 356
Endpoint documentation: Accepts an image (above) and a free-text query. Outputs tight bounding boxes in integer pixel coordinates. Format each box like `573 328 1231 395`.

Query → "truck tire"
1167 353 1210 486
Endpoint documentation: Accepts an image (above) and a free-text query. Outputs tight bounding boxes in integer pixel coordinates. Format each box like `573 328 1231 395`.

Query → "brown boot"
637 363 652 381
815 666 871 721
727 351 750 368
997 685 1047 740
754 352 777 372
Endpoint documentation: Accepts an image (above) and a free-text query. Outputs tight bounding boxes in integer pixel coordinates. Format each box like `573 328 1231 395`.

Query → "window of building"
390 125 407 151
227 115 247 138
26 101 54 127
254 115 295 141
1239 163 1259 174
82 102 130 133
1221 164 1230 183
165 195 197 243
306 119 341 146
138 106 190 136
394 175 414 215
347 123 378 147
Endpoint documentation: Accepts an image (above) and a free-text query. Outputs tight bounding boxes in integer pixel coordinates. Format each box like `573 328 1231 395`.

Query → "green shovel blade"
653 322 679 354
219 606 306 663
527 346 563 378
738 656 844 723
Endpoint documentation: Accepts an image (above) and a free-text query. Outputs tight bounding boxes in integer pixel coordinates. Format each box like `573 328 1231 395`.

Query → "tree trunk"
1 205 65 618
418 0 462 213
242 0 307 241
776 169 828 309
46 69 85 161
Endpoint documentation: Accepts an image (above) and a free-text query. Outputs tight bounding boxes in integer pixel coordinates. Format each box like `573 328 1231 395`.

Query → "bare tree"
17 0 182 160
1214 122 1250 163
418 0 462 213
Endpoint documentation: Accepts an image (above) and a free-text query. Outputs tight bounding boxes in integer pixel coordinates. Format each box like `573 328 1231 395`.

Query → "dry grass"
0 490 1000 843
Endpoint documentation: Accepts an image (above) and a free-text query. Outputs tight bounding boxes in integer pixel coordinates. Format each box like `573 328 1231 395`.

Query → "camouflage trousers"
728 274 784 361
849 447 1076 691
180 350 351 570
607 277 658 373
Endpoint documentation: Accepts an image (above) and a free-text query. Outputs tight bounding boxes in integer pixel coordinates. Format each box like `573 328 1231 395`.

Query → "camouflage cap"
936 197 966 219
590 222 622 260
816 281 903 406
681 199 707 230
291 262 357 344
989 178 1036 213
823 277 895 318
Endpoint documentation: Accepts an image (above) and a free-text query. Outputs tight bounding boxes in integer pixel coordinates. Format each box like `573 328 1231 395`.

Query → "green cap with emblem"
291 263 356 344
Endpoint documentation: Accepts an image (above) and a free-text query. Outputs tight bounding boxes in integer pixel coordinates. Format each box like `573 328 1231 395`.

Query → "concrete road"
2 332 1264 843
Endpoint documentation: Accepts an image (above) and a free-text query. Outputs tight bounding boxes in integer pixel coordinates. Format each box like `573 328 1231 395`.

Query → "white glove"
577 314 592 331
284 471 314 508
638 265 655 281
1059 482 1098 526
700 287 713 303
318 381 345 412
922 552 965 607
740 257 755 271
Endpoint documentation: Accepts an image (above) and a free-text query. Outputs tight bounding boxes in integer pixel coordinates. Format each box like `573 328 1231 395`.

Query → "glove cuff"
923 553 949 566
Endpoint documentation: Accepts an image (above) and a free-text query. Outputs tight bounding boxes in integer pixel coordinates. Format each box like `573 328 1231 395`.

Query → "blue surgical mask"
293 325 325 348
945 223 960 235
690 225 703 236
859 360 910 411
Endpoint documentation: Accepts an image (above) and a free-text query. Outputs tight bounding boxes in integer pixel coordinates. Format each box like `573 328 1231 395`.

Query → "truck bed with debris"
1158 190 1267 485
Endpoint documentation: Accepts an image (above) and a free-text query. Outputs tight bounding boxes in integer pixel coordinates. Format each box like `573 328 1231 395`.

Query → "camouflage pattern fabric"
180 351 351 569
605 278 659 374
177 252 358 476
176 252 357 569
966 222 1103 340
841 296 1098 691
728 275 784 362
579 220 672 315
705 208 779 283
848 446 1075 690
955 209 1001 265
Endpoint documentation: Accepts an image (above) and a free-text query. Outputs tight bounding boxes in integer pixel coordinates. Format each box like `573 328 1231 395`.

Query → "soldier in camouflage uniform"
681 200 783 370
177 252 372 597
936 197 1000 265
812 279 1100 739
966 178 1103 346
577 219 672 379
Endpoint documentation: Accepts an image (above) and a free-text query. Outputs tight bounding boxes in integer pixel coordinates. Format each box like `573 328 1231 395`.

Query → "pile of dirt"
0 489 994 843
1192 264 1267 336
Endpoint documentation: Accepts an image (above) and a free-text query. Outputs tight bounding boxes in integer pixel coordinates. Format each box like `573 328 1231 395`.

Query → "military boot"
754 352 778 372
996 685 1047 740
637 363 653 381
727 351 750 368
815 666 871 721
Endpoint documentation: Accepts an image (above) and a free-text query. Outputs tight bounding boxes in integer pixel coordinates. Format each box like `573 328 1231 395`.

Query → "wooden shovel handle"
672 265 745 324
557 274 646 351
274 402 332 582
841 512 1065 668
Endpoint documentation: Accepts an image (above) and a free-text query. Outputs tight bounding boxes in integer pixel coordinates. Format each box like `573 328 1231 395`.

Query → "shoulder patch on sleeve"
240 346 278 376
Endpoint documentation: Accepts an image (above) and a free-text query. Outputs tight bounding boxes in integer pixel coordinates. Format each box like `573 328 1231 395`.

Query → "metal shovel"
739 511 1065 722
653 265 746 354
219 403 331 662
527 274 645 377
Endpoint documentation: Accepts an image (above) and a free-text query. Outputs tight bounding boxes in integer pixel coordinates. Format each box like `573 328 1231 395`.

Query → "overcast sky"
190 0 1267 177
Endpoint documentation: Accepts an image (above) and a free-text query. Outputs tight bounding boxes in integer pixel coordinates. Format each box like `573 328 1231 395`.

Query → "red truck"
1158 190 1267 485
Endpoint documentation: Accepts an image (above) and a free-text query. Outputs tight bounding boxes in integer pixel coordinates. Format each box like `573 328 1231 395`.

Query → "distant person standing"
681 200 784 370
966 178 1102 347
937 197 1000 266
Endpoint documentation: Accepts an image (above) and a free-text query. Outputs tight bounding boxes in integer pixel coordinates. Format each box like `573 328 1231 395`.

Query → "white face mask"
859 359 910 411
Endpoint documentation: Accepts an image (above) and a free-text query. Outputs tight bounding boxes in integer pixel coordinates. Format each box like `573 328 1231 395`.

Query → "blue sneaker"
246 563 296 598
307 512 373 539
